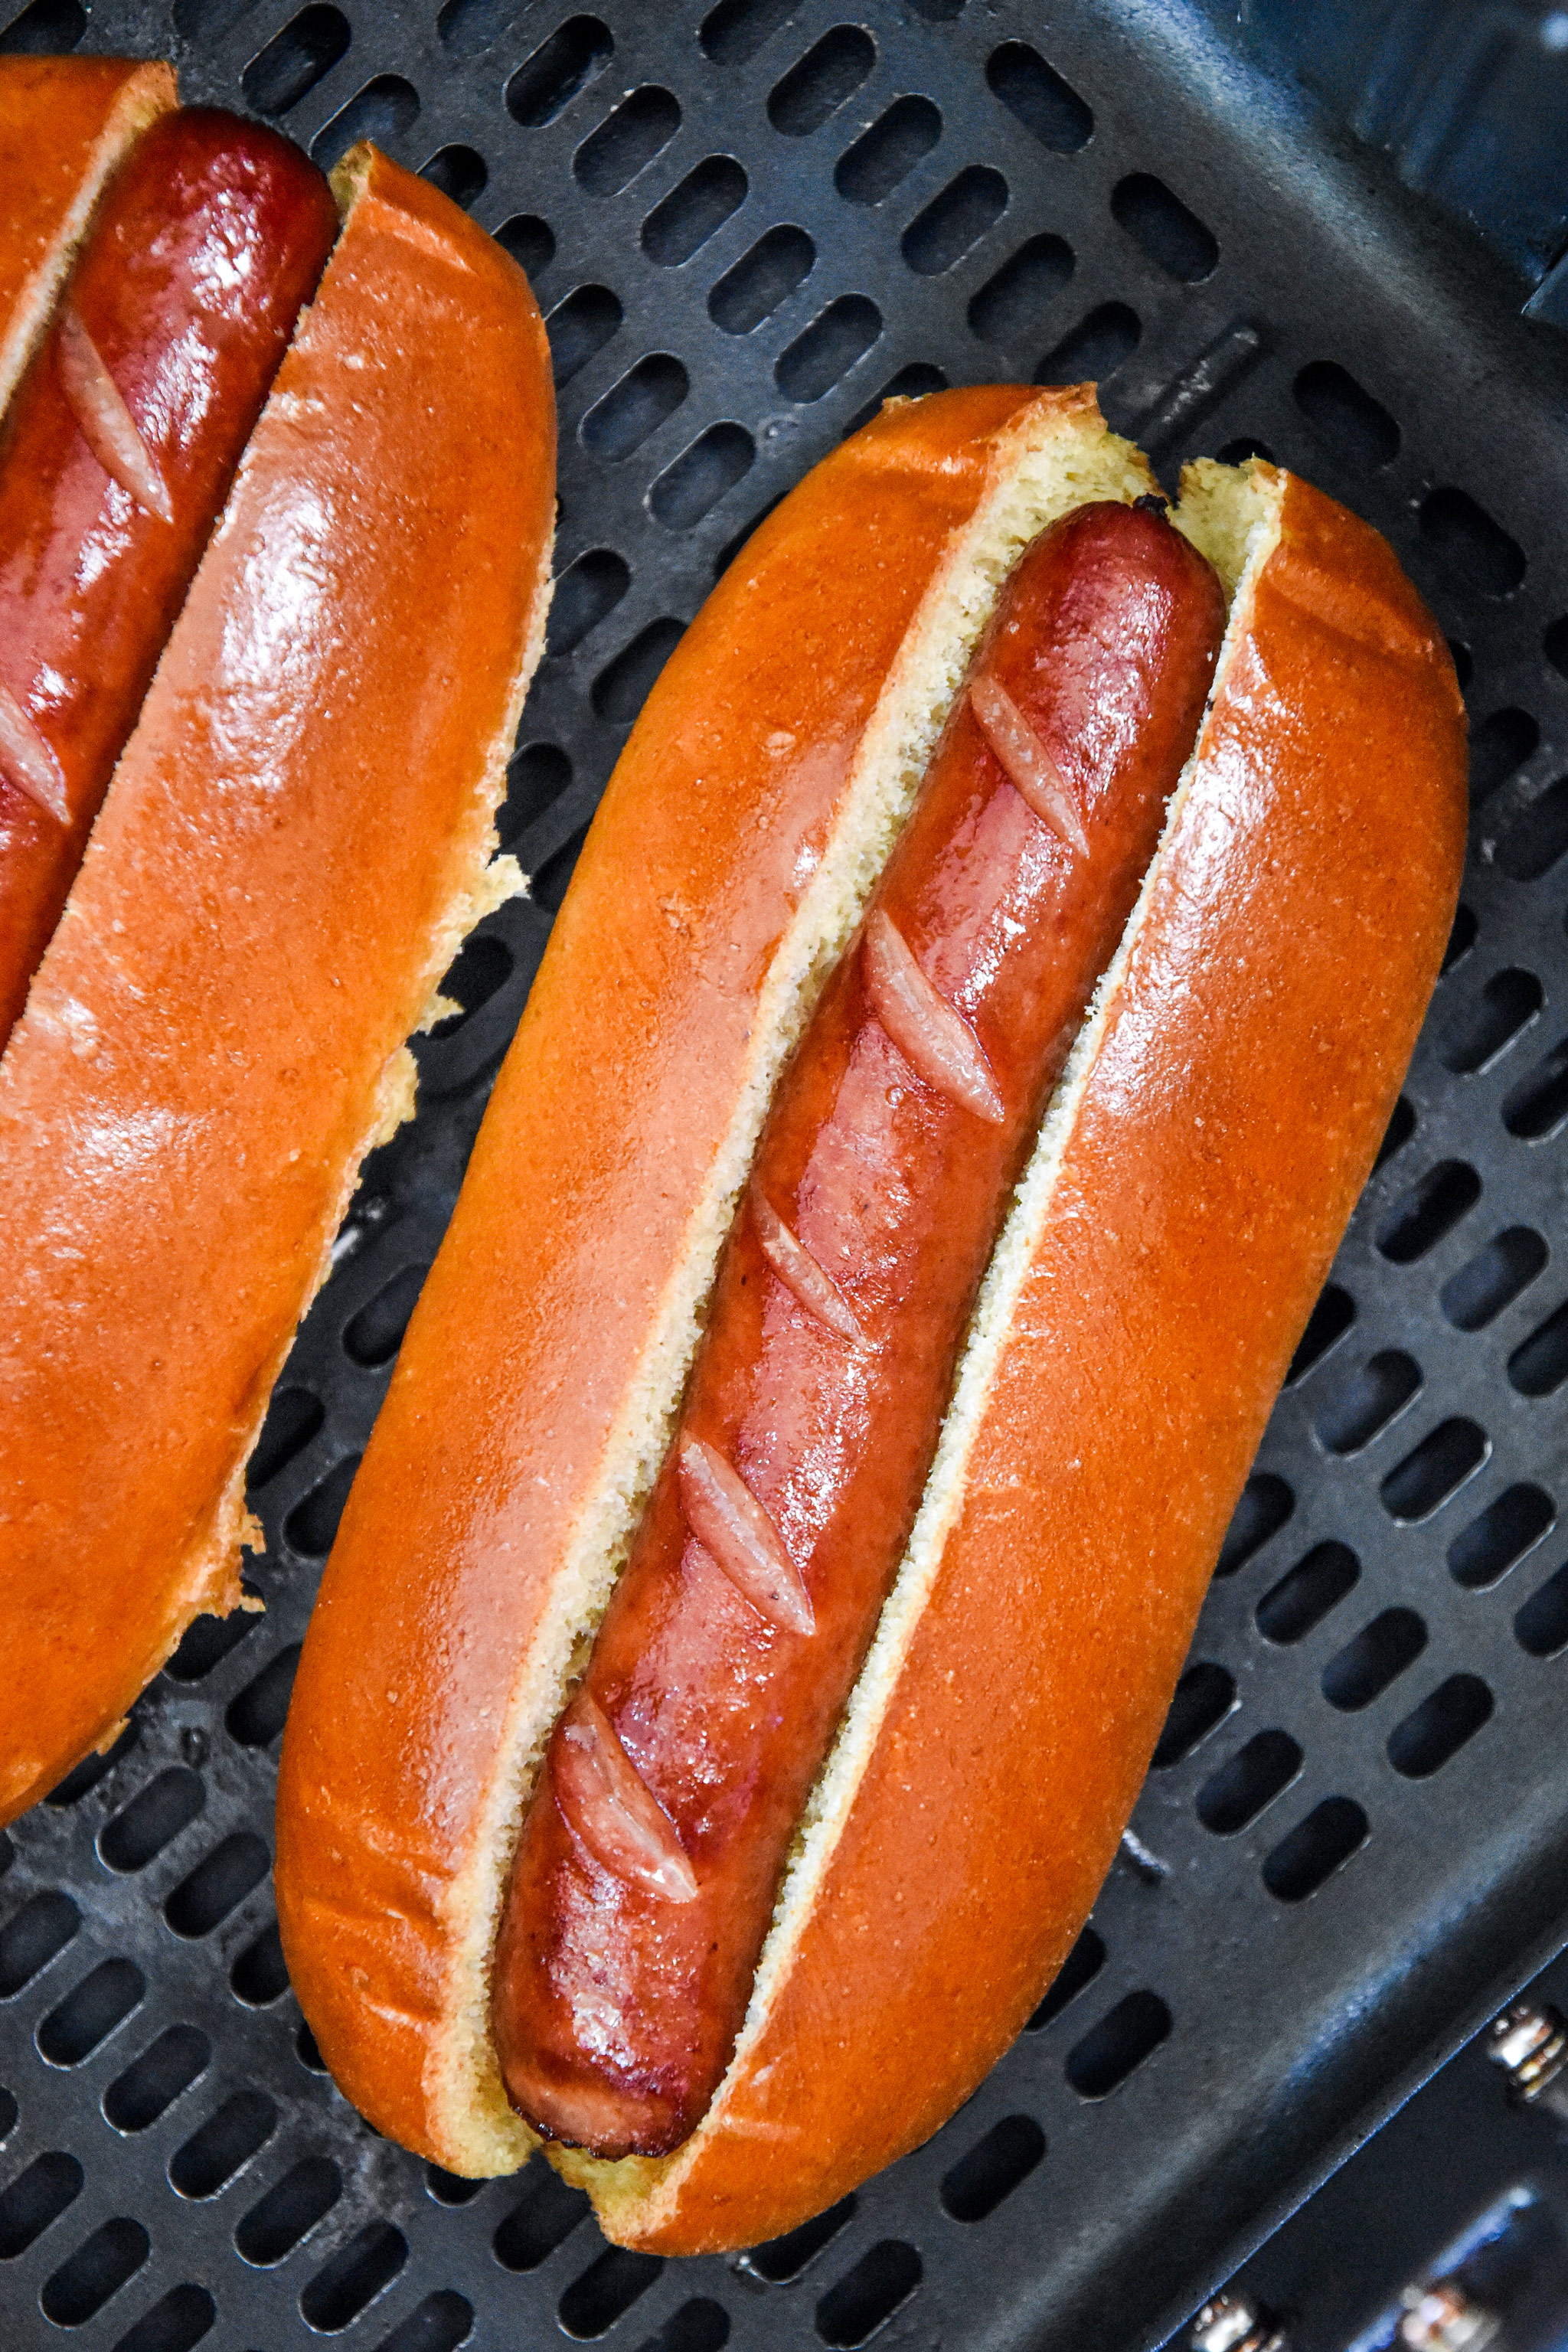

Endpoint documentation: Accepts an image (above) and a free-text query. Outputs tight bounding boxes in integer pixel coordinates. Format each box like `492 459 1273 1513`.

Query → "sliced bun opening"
440 409 1278 2187
554 452 1286 2236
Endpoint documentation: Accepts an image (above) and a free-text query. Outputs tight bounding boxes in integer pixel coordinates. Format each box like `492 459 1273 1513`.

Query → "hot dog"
491 500 1227 2157
275 387 1466 2250
0 99 555 1821
0 106 340 1046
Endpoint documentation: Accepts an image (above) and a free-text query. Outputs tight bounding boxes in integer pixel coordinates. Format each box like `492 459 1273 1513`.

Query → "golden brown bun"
0 56 174 418
274 394 1465 2247
0 144 555 1823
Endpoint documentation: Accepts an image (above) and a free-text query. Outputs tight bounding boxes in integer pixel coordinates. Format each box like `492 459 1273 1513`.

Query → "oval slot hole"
231 1920 290 2008
901 166 1008 275
701 0 794 65
835 96 941 204
1261 1797 1367 1902
419 145 487 208
1442 1227 1548 1331
165 1832 270 1939
1027 1926 1106 2030
1516 1562 1568 1658
1505 1037 1568 1141
234 2157 341 2266
985 41 1093 150
1195 1730 1302 1834
1509 1298 1568 1396
709 224 815 333
247 1384 324 1490
815 2241 923 2348
1064 1991 1171 2097
226 1645 302 1749
495 213 554 279
775 296 882 402
767 26 875 137
591 620 684 727
969 232 1075 346
283 1453 361 1558
545 284 622 386
492 2157 590 2272
36 1958 143 2066
1286 1284 1354 1383
44 1722 138 1809
1292 360 1400 467
112 2284 216 2352
0 1891 78 1998
240 5 351 116
309 71 417 170
375 2293 474 2352
40 2216 148 2325
1321 1608 1427 1710
1036 301 1139 387
1374 1094 1417 1171
1419 485 1525 599
1439 968 1543 1073
1449 1485 1554 1589
506 15 612 127
1313 1350 1420 1453
1380 1418 1488 1521
557 2246 664 2338
573 84 679 197
1111 172 1217 280
1256 1543 1360 1645
940 2115 1045 2222
1149 1662 1234 1766
102 2026 210 2133
642 155 746 264
1471 709 1539 806
300 2219 408 2331
1499 779 1568 882
0 2151 83 2257
582 354 689 460
1215 1473 1293 1576
168 2092 278 2200
547 551 631 657
99 1769 204 1873
1387 1674 1493 1779
648 423 754 531
1374 1161 1479 1263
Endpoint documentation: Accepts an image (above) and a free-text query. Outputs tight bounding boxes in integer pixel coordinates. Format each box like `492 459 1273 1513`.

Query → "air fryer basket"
2 3 1567 2349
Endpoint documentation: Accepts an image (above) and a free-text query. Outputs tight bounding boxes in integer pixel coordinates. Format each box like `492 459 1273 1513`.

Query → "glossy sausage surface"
492 501 1227 2157
0 106 338 1047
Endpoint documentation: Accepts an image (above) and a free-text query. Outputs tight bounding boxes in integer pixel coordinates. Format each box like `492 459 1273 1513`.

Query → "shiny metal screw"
1396 2278 1498 2352
1485 1998 1568 2118
1190 2291 1289 2352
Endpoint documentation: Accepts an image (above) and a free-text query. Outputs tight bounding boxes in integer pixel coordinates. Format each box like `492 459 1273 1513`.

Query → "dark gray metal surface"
2 3 1567 2349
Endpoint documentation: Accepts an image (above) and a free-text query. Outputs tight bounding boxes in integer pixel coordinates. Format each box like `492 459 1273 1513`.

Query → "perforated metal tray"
3 2 1568 2349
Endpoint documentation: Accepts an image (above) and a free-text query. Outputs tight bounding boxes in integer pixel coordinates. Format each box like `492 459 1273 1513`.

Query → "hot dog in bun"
0 64 556 1824
276 384 1465 2250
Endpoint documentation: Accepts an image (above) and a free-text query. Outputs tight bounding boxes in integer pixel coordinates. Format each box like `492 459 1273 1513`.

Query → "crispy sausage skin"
0 107 338 1047
490 501 1227 2158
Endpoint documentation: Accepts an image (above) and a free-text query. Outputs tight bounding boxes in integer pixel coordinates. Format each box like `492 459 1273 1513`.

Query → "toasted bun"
0 144 554 1822
0 56 175 418
275 394 1465 2246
